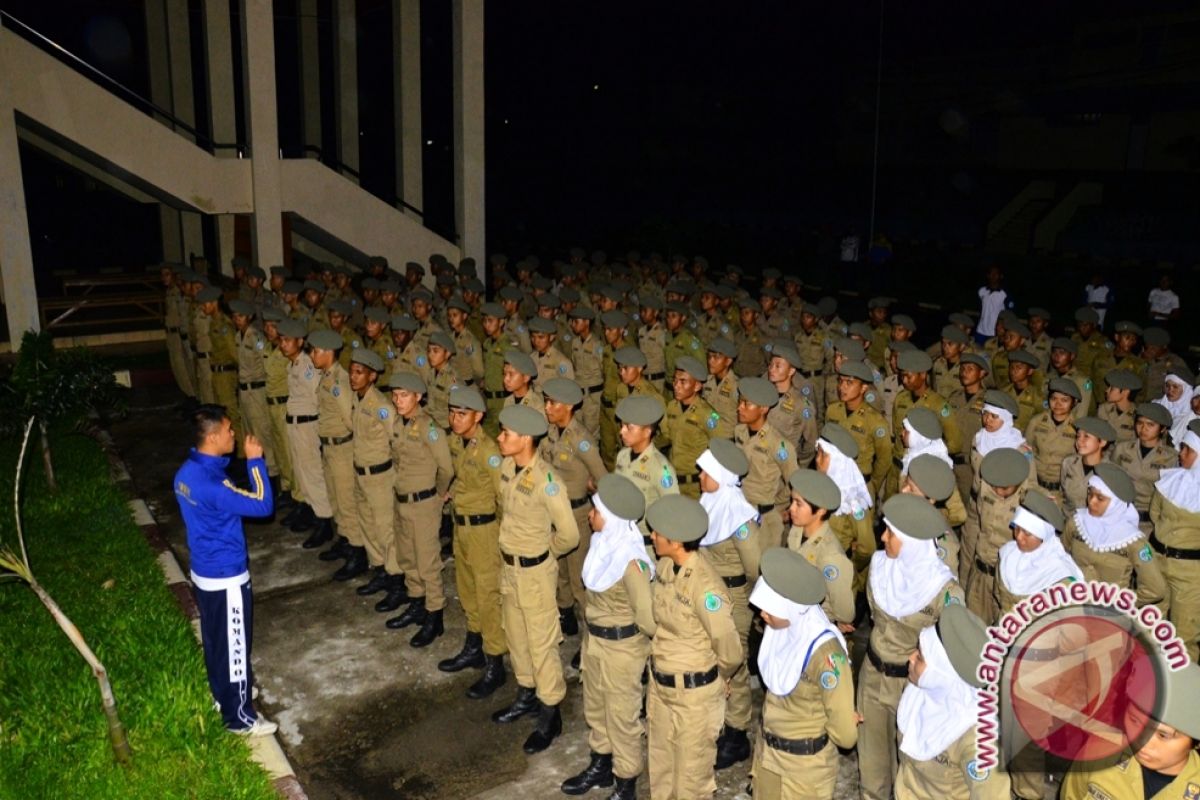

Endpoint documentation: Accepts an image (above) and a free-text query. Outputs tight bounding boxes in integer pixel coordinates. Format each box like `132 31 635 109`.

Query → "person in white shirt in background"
1083 272 1113 329
1147 273 1180 324
975 265 1014 346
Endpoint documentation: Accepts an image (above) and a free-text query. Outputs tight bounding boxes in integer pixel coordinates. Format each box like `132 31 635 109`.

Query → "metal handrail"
0 9 244 155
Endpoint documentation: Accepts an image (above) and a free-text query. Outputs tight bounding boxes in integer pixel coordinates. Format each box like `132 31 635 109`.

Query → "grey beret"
891 314 916 332
1048 377 1082 402
429 330 456 354
1093 463 1135 504
788 469 841 512
1075 415 1117 442
261 308 285 322
907 455 955 502
303 280 325 293
388 371 427 393
819 422 860 460
897 351 933 374
1113 321 1142 336
600 310 631 329
961 353 990 371
760 547 826 606
480 302 506 318
614 346 648 368
941 325 969 345
307 329 344 351
196 287 222 303
979 447 1029 488
498 404 547 437
646 495 709 544
504 349 538 378
1006 320 1032 339
1020 490 1065 532
1008 349 1039 368
1051 337 1078 355
365 307 390 324
228 299 255 316
1027 307 1052 321
542 377 583 406
616 395 665 426
770 343 803 369
738 376 780 408
904 406 943 441
675 356 708 382
834 337 866 360
983 389 1019 416
838 360 875 384
707 337 738 358
391 313 418 332
448 386 486 413
938 604 989 688
351 348 384 372
281 280 303 294
276 319 307 339
596 474 646 522
1104 369 1143 392
881 493 948 541
705 437 749 478
1074 307 1100 325
527 317 557 334
1135 402 1172 429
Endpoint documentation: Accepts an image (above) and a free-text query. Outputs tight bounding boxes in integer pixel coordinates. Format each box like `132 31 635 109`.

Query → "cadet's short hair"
192 404 229 447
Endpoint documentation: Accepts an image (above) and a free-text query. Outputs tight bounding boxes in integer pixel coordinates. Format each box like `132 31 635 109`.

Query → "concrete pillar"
203 0 239 274
164 0 196 137
298 0 322 157
452 0 485 262
334 0 360 179
393 0 422 220
0 51 40 343
242 0 285 268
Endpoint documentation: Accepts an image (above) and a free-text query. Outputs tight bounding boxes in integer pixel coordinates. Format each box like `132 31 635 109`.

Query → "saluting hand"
244 434 264 459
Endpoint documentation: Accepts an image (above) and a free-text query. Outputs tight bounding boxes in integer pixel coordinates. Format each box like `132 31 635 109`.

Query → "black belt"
866 642 909 678
643 536 653 547
892 456 904 469
974 556 997 577
763 731 829 756
179 333 189 341
756 502 777 514
286 414 319 424
166 326 180 333
484 389 506 399
800 369 819 378
267 396 287 405
395 486 437 503
951 454 968 466
652 664 719 689
195 351 209 359
320 433 354 446
502 550 550 567
1037 477 1061 491
586 622 640 641
602 398 615 408
454 513 497 526
570 496 591 509
239 380 266 390
677 473 700 484
355 460 393 475
722 574 748 588
647 372 665 381
1139 510 1152 523
583 383 603 395
211 363 236 373
1150 533 1200 560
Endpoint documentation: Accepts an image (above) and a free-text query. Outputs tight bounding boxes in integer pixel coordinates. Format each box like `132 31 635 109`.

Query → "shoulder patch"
875 426 886 438
823 564 839 581
944 589 960 606
706 413 718 430
428 428 439 442
819 670 839 689
689 339 700 350
637 559 649 573
332 385 341 397
578 440 591 452
558 363 568 375
802 407 812 419
734 524 750 541
1084 379 1093 391
800 385 811 396
1138 544 1153 562
379 407 390 420
416 355 427 367
487 454 501 468
660 470 674 489
965 760 988 782
776 443 789 461
466 344 475 355
704 591 722 612
304 365 314 380
255 340 264 350
387 349 396 360
545 481 560 497
853 508 866 520
352 339 360 348
941 403 951 417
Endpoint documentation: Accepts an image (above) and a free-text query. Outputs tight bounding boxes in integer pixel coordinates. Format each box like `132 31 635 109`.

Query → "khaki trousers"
581 393 601 437
500 557 566 705
752 734 839 800
724 581 753 730
355 468 394 566
320 441 358 544
583 633 650 780
1165 557 1200 663
394 495 446 610
166 332 195 397
647 675 724 800
556 504 592 612
268 403 299 497
856 660 907 800
285 420 332 517
965 562 1000 626
238 387 277 475
194 356 215 403
454 517 506 654
211 370 242 446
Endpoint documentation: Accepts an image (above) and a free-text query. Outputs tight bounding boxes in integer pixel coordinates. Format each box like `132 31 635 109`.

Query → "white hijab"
582 494 654 592
818 437 873 517
901 418 952 475
697 449 758 547
1154 430 1200 513
1074 473 1142 553
869 522 955 618
1155 374 1194 443
750 576 847 697
897 624 981 761
999 506 1084 596
1167 384 1200 448
974 403 1026 456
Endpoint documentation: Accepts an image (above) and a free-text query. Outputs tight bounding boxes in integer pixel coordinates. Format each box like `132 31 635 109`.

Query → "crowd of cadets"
161 250 1200 800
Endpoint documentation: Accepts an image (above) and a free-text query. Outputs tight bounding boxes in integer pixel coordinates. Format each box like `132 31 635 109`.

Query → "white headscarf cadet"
1155 374 1194 445
697 446 758 547
897 624 981 761
582 481 653 592
1074 471 1141 553
999 504 1083 597
1154 429 1200 514
901 418 952 475
974 402 1026 456
817 436 873 518
869 495 955 618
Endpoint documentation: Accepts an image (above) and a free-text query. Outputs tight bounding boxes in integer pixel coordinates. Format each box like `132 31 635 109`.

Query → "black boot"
332 546 368 581
714 725 751 770
356 566 389 596
280 500 304 527
522 703 562 754
467 654 507 699
271 476 295 510
386 597 427 629
608 776 637 800
559 606 579 636
318 535 349 562
375 576 411 612
302 517 334 548
491 686 538 723
288 503 316 532
410 609 444 647
570 648 581 670
438 631 484 672
561 752 614 795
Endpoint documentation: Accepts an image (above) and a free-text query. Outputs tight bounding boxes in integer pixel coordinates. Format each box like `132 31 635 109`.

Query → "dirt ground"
108 350 862 800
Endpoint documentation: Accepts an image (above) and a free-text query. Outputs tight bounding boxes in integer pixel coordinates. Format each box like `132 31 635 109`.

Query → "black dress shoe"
385 598 427 629
288 503 316 532
491 686 538 723
302 518 334 548
522 703 562 754
714 725 751 770
559 606 579 636
332 546 368 581
467 654 507 699
438 632 484 672
609 776 637 799
356 567 389 596
410 609 444 647
318 536 349 561
561 752 613 795
374 577 411 612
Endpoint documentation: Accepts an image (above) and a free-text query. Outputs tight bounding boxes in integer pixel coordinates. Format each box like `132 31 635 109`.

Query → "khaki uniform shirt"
571 331 605 391
1151 492 1200 550
482 333 515 395
964 480 1024 569
1145 352 1190 404
826 401 893 495
651 551 742 678
498 454 580 557
704 526 762 582
209 311 237 367
265 344 289 401
1097 401 1137 442
615 444 679 538
664 329 704 380
931 356 962 400
450 431 502 515
539 417 607 502
1111 440 1178 517
768 384 819 467
1073 331 1115 390
948 387 987 461
659 396 730 481
585 560 656 636
503 315 532 353
1062 750 1200 800
532 345 574 392
236 325 269 384
734 326 768 378
894 389 962 458
638 322 668 381
1025 412 1077 489
692 311 730 346
703 370 739 427
317 363 354 438
450 327 484 383
1053 366 1093 418
503 388 545 414
1062 519 1166 607
869 578 965 665
735 422 798 508
793 326 829 375
1002 379 1043 433
286 352 321 415
391 409 453 495
1028 332 1053 373
352 386 394 468
791 523 855 624
895 726 1012 800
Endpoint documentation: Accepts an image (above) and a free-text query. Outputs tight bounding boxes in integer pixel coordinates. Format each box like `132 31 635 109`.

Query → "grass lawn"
0 429 277 800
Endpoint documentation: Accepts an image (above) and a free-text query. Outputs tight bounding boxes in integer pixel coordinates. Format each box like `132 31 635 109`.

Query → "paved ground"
110 365 863 800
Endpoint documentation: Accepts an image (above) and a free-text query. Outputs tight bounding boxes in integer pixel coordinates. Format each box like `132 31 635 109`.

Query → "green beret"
937 604 989 688
1021 490 1065 532
1051 337 1078 355
738 376 780 408
614 346 648 368
948 312 974 328
388 370 427 393
498 286 523 302
1074 306 1100 324
600 310 631 329
1135 402 1172 429
646 495 708 543
196 286 222 303
760 547 826 606
261 308 284 323
327 299 354 316
365 307 390 324
1075 415 1117 442
307 329 343 351
1093 463 1134 504
1149 663 1200 740
848 322 874 340
542 377 583 406
904 407 942 440
881 493 948 541
1048 377 1081 402
1144 327 1170 346
616 395 665 426
596 474 646 522
834 337 866 360
770 343 803 369
868 296 893 310
448 385 486 413
890 340 917 353
788 469 841 512
480 302 506 319
941 325 969 345
1113 321 1142 336
303 280 325 293
891 314 916 332
569 305 596 321
352 348 384 373
447 295 470 313
281 280 303 294
675 356 708 382
983 389 1018 416
1008 349 1039 368
228 299 255 316
838 359 875 384
1027 307 1051 321
707 337 737 358
391 313 418 332
276 319 307 339
428 330 455 354
819 422 859 460
979 447 1029 488
907 455 955 502
705 437 749 477
504 349 538 378
897 350 933 374
961 353 990 371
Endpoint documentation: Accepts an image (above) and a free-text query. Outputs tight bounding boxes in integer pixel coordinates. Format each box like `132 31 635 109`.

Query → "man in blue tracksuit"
174 404 276 735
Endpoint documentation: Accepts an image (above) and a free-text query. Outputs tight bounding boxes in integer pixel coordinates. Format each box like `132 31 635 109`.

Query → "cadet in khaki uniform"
1049 337 1094 417
425 331 464 430
204 290 243 446
961 448 1029 624
1001 349 1043 431
480 302 517 437
786 469 854 626
1024 307 1053 371
659 357 730 499
646 495 743 800
599 315 634 467
696 439 763 769
350 350 402 601
437 387 508 699
501 349 544 414
1025 377 1081 497
498 286 532 353
230 301 278 483
384 371 454 647
859 494 965 800
540 378 608 642
568 306 605 435
1097 368 1142 442
261 310 299 507
894 605 1012 800
736 377 799 549
1142 327 1190 404
278 319 334 532
766 344 818 467
1060 415 1116 515
308 329 355 552
637 297 668 395
191 284 217 403
490 406 580 755
614 395 678 547
993 490 1079 620
891 350 962 500
750 548 857 800
1061 663 1200 800
664 302 706 384
1111 403 1178 536
1149 427 1200 662
816 424 878 587
163 266 195 397
827 359 893 496
732 299 768 378
902 454 967 576
826 336 884 415
1071 306 1115 391
527 316 573 393
931 324 969 399
362 308 396 386
445 296 484 384
560 475 654 800
702 337 740 425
